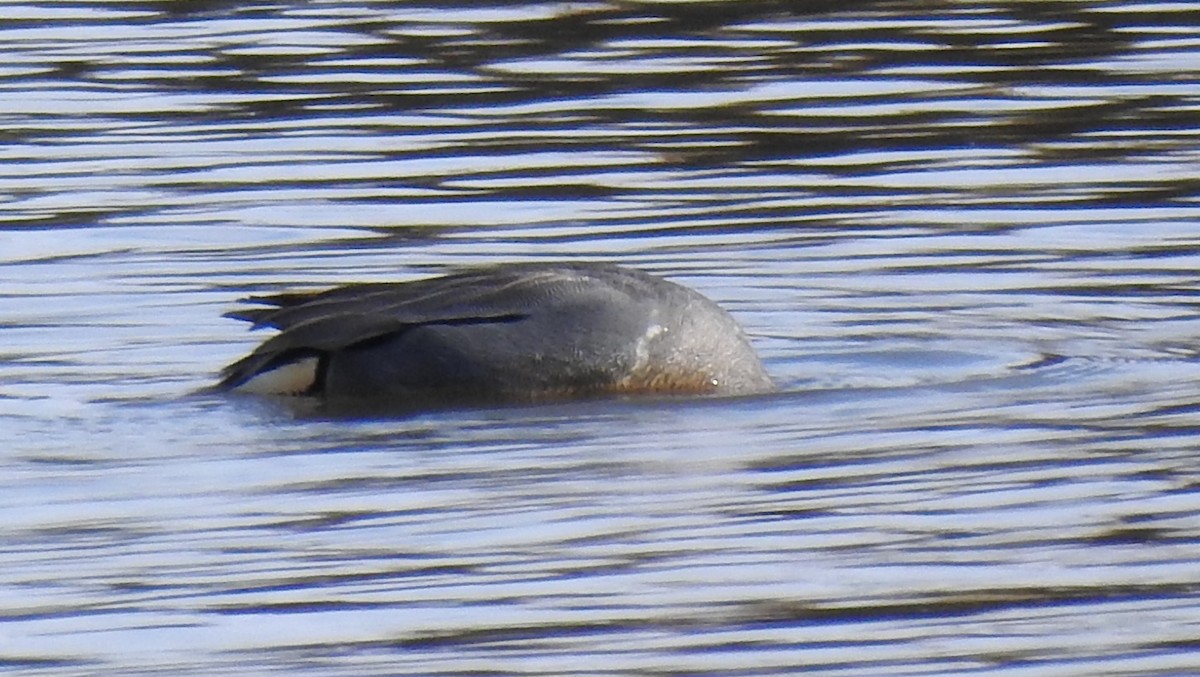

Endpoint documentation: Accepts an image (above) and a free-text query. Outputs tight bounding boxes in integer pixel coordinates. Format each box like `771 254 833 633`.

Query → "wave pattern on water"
2 1 1200 675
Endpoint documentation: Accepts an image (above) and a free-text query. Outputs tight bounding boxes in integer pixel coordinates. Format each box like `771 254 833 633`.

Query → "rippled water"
3 1 1200 674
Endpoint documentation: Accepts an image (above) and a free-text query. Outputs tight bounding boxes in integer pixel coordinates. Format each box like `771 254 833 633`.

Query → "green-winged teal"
218 262 774 405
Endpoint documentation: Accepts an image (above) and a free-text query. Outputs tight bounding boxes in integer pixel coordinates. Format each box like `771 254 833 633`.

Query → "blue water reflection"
3 1 1200 675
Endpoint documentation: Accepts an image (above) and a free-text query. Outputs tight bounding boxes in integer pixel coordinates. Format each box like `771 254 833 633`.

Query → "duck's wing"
217 266 607 391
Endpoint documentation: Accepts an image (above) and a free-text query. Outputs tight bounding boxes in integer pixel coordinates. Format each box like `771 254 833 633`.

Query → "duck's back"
219 262 774 404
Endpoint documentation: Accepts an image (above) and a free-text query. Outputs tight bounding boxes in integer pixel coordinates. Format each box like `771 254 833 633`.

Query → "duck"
217 262 774 406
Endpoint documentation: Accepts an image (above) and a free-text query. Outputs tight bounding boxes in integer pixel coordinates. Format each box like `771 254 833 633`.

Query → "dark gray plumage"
218 262 774 406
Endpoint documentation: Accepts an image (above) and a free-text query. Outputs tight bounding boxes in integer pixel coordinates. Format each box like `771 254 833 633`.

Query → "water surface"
3 1 1200 674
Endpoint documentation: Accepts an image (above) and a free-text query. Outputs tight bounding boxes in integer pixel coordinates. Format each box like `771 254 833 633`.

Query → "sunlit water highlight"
2 1 1199 675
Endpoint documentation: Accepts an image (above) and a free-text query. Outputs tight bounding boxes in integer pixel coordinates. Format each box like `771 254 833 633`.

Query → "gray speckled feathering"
217 262 774 406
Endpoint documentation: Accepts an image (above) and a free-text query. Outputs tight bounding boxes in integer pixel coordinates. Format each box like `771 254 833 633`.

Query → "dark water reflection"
3 1 1200 675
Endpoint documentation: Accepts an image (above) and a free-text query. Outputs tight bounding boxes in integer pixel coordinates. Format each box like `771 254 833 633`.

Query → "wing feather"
217 265 619 391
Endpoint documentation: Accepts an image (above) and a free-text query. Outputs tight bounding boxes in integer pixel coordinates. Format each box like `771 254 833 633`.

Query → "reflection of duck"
217 262 775 405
